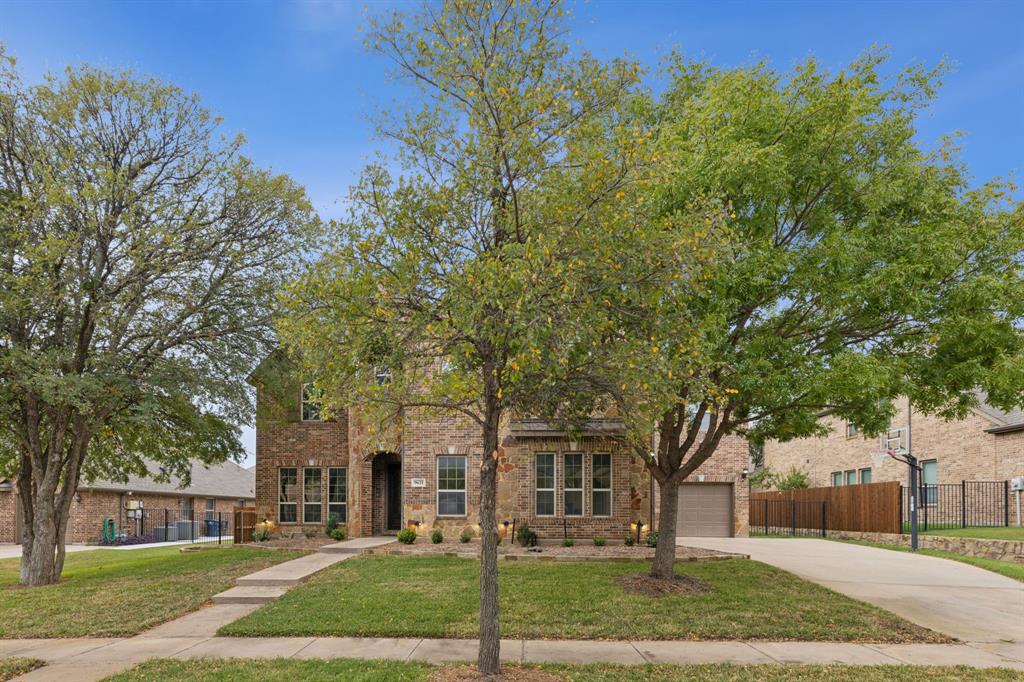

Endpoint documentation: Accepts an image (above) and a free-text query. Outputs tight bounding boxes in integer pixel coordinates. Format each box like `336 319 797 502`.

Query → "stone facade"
827 530 1024 564
765 401 1024 488
252 360 752 540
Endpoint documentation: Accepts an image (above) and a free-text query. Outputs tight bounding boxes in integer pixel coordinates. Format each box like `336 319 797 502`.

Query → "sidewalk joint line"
405 638 424 662
291 638 318 659
628 641 650 663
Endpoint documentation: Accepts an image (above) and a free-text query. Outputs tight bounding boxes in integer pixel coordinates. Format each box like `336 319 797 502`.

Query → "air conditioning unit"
1011 476 1024 492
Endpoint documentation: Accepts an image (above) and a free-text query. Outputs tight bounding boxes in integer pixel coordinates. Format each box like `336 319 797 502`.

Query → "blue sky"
3 0 1022 464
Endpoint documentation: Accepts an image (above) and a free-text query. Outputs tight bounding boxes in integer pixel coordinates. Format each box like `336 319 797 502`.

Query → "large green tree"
0 52 317 585
590 53 1024 578
278 0 648 673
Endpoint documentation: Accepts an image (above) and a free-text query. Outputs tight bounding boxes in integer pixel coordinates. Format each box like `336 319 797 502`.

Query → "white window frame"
278 467 298 524
859 467 872 484
374 365 393 386
535 453 556 517
436 455 467 517
591 453 612 517
831 471 842 487
845 422 859 438
301 383 322 422
328 467 347 523
844 469 856 486
303 468 323 524
921 459 938 506
563 453 584 517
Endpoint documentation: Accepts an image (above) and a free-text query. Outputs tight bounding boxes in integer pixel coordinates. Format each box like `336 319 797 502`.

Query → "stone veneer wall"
828 529 1024 563
765 401 1023 488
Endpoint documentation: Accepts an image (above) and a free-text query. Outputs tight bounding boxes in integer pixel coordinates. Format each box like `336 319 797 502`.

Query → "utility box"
1011 476 1024 492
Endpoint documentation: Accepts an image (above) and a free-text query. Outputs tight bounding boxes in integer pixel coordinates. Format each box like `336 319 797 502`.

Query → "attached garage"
677 483 734 537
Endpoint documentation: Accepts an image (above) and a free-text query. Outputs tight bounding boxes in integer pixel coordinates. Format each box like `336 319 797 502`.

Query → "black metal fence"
901 480 1010 532
749 499 827 537
100 508 233 546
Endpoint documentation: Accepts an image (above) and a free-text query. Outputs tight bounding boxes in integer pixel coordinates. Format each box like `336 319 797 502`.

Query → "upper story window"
845 422 859 438
301 383 322 422
374 365 393 386
831 471 842 487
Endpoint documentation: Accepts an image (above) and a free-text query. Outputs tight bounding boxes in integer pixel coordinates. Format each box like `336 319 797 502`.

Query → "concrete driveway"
678 537 1024 644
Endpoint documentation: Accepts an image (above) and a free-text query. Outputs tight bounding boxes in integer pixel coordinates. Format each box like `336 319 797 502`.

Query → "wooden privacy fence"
233 507 256 544
751 481 902 535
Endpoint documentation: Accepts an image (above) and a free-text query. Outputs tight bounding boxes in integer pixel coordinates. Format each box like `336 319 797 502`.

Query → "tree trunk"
19 495 61 586
477 404 501 675
651 477 679 579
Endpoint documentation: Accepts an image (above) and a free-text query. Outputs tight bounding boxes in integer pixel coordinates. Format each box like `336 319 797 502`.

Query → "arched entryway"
371 452 402 535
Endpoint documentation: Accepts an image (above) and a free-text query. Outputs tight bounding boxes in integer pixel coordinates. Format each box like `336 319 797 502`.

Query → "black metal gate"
901 480 1010 531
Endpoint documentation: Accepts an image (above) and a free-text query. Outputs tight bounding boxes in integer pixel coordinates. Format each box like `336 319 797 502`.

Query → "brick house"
0 459 254 545
250 356 750 540
764 397 1024 489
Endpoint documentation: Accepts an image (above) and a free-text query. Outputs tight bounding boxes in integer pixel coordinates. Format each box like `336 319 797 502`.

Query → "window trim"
535 452 556 517
844 469 856 486
831 471 842 487
845 422 859 438
921 459 938 506
436 455 467 518
858 467 872 484
301 383 323 422
303 468 323 524
278 467 298 524
328 467 347 523
562 452 584 517
591 453 612 518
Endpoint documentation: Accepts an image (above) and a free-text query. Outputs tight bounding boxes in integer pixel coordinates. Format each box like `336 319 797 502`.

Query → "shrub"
623 535 635 547
329 527 348 541
326 514 340 535
459 530 472 543
431 529 444 544
515 522 532 547
562 538 574 547
645 531 658 548
592 537 606 547
397 528 417 544
253 528 272 542
303 528 317 539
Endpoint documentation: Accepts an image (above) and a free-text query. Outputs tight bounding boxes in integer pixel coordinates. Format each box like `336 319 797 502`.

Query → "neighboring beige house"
765 398 1024 489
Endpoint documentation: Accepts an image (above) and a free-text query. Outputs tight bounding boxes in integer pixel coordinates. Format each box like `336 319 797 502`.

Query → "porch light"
634 519 644 544
741 467 749 480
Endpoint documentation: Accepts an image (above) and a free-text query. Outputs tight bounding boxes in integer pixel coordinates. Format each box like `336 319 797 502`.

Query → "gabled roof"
974 392 1024 435
81 459 255 499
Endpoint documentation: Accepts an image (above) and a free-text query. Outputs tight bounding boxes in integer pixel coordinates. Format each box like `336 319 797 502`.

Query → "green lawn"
102 659 1024 682
0 658 44 681
834 539 1024 583
921 527 1024 541
219 555 944 642
0 546 305 638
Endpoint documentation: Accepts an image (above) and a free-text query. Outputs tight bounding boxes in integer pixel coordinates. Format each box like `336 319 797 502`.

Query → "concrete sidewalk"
5 635 1023 681
679 537 1024 644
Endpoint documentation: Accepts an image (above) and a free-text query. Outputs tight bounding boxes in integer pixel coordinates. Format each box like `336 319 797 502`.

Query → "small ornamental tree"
278 1 651 674
592 53 1023 579
0 52 317 585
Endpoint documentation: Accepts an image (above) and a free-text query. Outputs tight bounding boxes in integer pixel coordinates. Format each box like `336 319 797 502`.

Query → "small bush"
623 535 635 547
397 528 417 544
592 537 606 547
515 522 531 547
562 538 574 547
253 528 272 542
326 514 340 535
459 530 472 543
645 531 659 548
329 527 348 541
431 529 444 544
303 528 317 539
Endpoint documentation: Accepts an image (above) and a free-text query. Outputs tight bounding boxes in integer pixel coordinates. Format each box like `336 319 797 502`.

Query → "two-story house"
248 355 751 540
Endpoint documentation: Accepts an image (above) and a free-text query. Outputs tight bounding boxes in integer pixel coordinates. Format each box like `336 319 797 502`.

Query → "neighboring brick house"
0 459 255 545
764 398 1024 489
250 356 750 540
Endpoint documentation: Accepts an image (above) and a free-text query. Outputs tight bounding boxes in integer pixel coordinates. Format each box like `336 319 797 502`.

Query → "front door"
386 462 402 531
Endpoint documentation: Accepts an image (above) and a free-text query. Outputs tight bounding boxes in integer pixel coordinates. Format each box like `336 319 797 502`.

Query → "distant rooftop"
82 459 255 499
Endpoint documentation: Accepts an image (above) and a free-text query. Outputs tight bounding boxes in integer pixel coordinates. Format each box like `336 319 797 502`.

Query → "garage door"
677 483 733 537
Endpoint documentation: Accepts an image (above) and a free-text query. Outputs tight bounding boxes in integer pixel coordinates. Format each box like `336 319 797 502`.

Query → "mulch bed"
370 539 743 563
428 665 561 682
241 535 337 551
615 572 712 597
